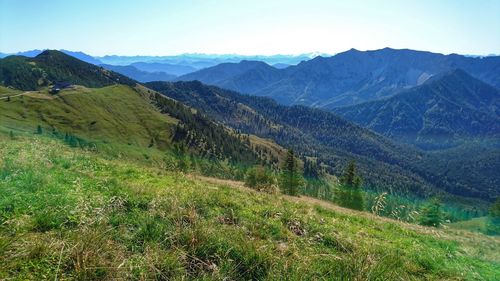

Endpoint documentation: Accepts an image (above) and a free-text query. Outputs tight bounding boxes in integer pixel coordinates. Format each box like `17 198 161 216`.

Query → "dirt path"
0 92 30 100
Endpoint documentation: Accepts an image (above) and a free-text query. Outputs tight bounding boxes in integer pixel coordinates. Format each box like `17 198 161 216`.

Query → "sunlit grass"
1 134 499 280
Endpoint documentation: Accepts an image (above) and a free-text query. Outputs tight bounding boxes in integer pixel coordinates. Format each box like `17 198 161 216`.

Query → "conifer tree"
486 198 500 235
419 198 443 227
337 160 364 211
279 149 303 196
490 198 500 218
35 125 43 135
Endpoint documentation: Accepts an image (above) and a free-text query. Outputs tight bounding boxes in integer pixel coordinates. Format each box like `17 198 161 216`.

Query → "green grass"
0 86 21 98
1 134 499 280
0 85 177 148
448 217 489 234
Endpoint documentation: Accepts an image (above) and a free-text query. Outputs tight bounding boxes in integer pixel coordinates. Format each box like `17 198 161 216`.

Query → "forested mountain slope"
146 81 499 201
335 69 500 148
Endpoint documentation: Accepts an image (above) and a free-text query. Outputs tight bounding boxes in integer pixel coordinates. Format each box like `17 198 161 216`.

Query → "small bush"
244 166 277 193
419 198 443 227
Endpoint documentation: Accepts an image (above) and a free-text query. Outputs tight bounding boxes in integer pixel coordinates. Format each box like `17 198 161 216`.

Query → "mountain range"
0 49 323 81
177 48 500 108
96 52 323 67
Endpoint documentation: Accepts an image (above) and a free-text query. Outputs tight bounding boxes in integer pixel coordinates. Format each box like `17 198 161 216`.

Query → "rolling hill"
334 69 500 148
177 48 500 108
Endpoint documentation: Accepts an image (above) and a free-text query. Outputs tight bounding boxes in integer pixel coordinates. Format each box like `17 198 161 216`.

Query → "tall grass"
1 134 499 280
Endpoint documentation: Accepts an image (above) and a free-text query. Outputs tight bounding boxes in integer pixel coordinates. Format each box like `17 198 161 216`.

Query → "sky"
1 0 499 56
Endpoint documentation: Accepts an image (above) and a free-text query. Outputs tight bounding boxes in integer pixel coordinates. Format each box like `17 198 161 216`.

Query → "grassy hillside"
0 84 265 179
0 85 175 148
448 217 489 235
1 134 499 280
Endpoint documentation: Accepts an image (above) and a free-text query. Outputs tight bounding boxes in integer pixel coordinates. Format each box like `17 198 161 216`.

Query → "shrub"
245 166 277 193
419 198 443 227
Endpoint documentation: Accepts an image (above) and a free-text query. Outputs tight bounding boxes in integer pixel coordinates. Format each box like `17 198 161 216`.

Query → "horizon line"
1 47 499 58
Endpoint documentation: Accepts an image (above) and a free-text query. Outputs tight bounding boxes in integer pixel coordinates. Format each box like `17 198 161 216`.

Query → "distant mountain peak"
238 60 271 66
0 49 135 90
36 49 69 58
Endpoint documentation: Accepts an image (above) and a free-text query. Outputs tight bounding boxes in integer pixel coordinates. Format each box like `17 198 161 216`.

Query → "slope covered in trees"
146 81 498 202
335 69 500 148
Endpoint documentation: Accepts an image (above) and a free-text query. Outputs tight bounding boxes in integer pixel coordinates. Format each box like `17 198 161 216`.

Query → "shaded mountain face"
0 50 136 90
335 69 500 149
146 81 499 201
177 48 500 108
58 50 103 65
100 64 176 82
131 62 197 76
177 60 283 93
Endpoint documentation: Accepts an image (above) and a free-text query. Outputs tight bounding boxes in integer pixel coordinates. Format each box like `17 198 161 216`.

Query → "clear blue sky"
1 0 499 56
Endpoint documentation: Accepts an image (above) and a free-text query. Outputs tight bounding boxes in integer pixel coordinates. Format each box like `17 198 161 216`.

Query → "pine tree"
279 149 303 196
490 198 500 218
9 131 14 140
303 159 321 178
486 198 500 235
35 125 43 135
419 198 443 227
337 160 364 211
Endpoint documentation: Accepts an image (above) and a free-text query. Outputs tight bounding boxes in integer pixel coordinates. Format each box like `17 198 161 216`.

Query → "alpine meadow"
0 0 499 280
